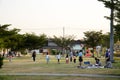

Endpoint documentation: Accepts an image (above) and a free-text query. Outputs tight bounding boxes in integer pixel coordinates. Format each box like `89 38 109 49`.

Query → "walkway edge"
0 73 120 78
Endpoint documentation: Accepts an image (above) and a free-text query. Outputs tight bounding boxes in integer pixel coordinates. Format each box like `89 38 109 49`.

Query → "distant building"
40 39 84 54
42 39 62 50
70 40 83 52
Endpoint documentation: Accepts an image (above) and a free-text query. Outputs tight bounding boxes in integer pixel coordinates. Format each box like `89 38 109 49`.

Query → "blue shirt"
78 52 82 57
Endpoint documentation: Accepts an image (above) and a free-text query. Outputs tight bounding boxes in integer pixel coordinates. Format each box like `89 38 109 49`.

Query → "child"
78 50 83 66
46 52 50 64
73 52 76 63
94 57 101 66
8 51 13 62
56 53 61 64
65 54 69 64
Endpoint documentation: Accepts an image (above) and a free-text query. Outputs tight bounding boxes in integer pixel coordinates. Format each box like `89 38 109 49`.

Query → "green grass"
0 76 120 80
0 54 120 80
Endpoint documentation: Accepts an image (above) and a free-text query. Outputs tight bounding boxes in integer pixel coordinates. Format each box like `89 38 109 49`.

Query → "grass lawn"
0 76 120 80
0 54 120 80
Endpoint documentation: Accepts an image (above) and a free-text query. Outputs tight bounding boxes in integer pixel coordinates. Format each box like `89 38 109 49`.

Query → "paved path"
0 73 120 78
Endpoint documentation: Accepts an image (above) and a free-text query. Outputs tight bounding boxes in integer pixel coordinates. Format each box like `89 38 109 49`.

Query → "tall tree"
114 1 120 40
98 0 120 40
98 0 120 62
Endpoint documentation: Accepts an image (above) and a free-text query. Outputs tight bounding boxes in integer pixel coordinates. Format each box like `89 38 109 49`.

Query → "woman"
32 51 36 62
94 57 101 66
65 54 69 64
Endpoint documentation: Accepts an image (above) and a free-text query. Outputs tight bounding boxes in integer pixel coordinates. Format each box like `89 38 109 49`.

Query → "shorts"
79 56 83 62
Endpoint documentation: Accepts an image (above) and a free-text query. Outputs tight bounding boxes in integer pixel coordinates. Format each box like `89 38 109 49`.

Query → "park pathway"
0 73 120 78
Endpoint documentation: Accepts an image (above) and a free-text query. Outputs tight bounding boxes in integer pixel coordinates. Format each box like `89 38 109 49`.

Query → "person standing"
78 50 83 66
73 52 77 63
32 51 36 62
46 52 50 64
70 51 73 62
105 49 110 63
56 52 61 64
8 51 13 62
65 54 69 64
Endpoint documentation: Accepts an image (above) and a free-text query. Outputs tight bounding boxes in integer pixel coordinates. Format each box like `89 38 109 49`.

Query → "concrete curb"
0 73 120 78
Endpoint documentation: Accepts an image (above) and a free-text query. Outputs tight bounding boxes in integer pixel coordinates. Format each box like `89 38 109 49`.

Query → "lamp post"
110 0 114 62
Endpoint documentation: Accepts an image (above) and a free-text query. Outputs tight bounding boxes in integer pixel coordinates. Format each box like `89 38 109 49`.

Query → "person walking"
32 51 36 62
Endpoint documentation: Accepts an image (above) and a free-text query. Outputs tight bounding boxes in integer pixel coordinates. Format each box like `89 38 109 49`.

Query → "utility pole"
62 27 65 55
63 27 65 38
110 0 114 62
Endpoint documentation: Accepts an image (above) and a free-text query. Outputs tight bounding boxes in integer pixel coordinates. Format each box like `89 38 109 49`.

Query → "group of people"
1 50 22 62
0 48 113 69
1 51 15 62
31 48 112 68
31 50 83 65
93 49 112 68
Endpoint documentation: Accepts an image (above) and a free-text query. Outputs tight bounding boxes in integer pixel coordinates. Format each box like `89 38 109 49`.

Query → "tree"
98 0 120 40
0 24 21 68
4 29 21 50
51 35 75 54
38 34 48 48
24 33 47 50
0 24 21 49
0 24 11 48
114 2 120 40
101 32 110 48
83 30 103 57
98 0 120 62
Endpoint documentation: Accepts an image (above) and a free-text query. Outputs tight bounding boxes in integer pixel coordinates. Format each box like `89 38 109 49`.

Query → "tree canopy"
0 24 47 54
51 35 75 49
98 0 120 41
84 30 102 48
23 33 47 50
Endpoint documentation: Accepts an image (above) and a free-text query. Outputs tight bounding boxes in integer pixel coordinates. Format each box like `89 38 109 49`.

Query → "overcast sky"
0 0 110 39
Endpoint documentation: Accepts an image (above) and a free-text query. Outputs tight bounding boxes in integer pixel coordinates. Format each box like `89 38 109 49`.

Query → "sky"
0 0 110 39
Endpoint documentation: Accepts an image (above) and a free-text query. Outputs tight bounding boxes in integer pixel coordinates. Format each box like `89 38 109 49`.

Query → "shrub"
51 49 57 55
114 53 120 57
0 55 4 68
